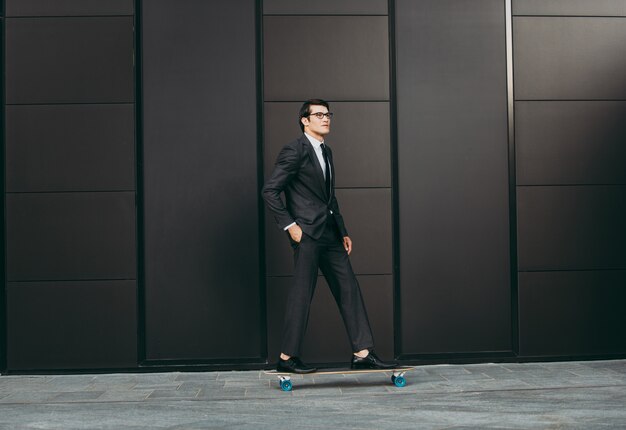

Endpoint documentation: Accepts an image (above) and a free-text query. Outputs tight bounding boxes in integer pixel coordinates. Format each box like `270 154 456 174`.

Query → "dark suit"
263 134 374 357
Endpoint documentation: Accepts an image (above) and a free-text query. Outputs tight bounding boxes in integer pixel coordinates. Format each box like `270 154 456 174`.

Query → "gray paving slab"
196 387 246 400
96 390 153 402
173 372 219 382
0 360 624 429
0 391 59 404
175 381 225 391
52 391 105 402
131 381 182 390
146 389 201 400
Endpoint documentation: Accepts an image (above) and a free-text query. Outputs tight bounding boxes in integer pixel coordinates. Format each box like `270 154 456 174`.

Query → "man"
263 99 396 373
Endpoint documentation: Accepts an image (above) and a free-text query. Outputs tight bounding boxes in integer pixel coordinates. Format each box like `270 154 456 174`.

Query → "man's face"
301 105 331 139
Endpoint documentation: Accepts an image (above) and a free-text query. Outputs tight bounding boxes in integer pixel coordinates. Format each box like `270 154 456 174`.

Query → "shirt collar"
304 132 324 149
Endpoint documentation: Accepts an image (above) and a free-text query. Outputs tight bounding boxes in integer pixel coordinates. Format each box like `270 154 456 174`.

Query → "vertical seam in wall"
505 0 520 356
388 0 402 360
256 0 268 364
1 2 7 372
134 0 145 366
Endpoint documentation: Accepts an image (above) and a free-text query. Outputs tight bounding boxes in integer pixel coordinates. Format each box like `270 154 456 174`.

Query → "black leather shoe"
277 357 317 374
351 351 397 370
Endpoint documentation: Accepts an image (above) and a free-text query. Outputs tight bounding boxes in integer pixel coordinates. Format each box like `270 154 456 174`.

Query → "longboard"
264 367 415 391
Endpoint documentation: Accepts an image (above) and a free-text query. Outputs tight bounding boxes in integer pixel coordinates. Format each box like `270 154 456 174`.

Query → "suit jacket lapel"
301 135 329 201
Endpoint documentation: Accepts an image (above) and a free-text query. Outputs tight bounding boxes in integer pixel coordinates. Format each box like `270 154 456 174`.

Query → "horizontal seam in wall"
513 14 626 19
516 184 626 187
264 100 390 103
514 100 626 102
519 269 626 273
6 190 136 194
6 102 135 107
335 186 392 190
263 14 388 17
5 15 135 19
266 274 392 278
8 278 138 283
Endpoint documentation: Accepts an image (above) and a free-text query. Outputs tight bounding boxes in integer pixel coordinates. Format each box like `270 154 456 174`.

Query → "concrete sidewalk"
0 359 625 429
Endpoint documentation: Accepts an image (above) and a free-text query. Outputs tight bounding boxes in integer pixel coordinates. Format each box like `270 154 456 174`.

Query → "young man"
263 99 396 373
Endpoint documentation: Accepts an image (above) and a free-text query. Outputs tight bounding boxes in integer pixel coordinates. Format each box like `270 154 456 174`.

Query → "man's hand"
288 224 303 243
343 236 352 255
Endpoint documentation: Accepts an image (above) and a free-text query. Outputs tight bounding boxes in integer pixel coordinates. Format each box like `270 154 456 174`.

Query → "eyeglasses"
307 112 333 120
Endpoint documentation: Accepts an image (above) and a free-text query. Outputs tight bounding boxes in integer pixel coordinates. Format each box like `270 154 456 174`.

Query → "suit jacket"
263 134 348 240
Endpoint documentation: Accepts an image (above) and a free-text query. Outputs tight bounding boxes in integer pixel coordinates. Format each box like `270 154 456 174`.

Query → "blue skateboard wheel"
280 379 293 391
393 375 406 387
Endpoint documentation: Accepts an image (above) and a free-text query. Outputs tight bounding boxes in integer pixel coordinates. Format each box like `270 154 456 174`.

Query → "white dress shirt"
304 132 331 181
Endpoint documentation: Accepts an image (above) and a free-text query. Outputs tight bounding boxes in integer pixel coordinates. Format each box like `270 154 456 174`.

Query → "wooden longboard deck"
266 366 415 390
264 366 414 377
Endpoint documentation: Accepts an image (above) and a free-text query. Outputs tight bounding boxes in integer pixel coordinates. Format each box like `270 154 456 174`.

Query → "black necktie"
320 143 331 198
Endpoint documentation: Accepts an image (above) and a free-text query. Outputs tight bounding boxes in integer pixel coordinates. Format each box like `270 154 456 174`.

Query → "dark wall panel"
267 275 393 364
396 0 511 355
516 101 626 185
265 188 392 277
335 189 392 275
5 17 134 104
7 281 137 369
0 15 4 372
264 0 387 15
142 0 261 360
6 192 136 281
264 102 391 188
264 214 292 277
517 186 626 271
264 16 389 101
6 0 133 16
514 17 626 100
513 0 626 16
519 271 626 356
6 104 135 192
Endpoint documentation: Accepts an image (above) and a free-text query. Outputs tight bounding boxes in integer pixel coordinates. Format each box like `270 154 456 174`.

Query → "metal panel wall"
2 0 625 372
141 0 262 361
6 0 134 16
5 17 134 104
264 0 387 15
516 102 626 185
518 271 626 356
3 4 137 370
513 0 626 17
263 5 393 364
7 281 137 369
263 16 389 101
514 17 626 101
513 4 626 357
517 186 626 271
395 0 512 356
6 193 136 281
6 105 135 192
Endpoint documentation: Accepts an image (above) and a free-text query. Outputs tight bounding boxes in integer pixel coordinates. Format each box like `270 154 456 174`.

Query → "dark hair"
298 99 330 132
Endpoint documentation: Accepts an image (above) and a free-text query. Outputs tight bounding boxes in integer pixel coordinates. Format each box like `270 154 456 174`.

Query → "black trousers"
281 217 375 357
